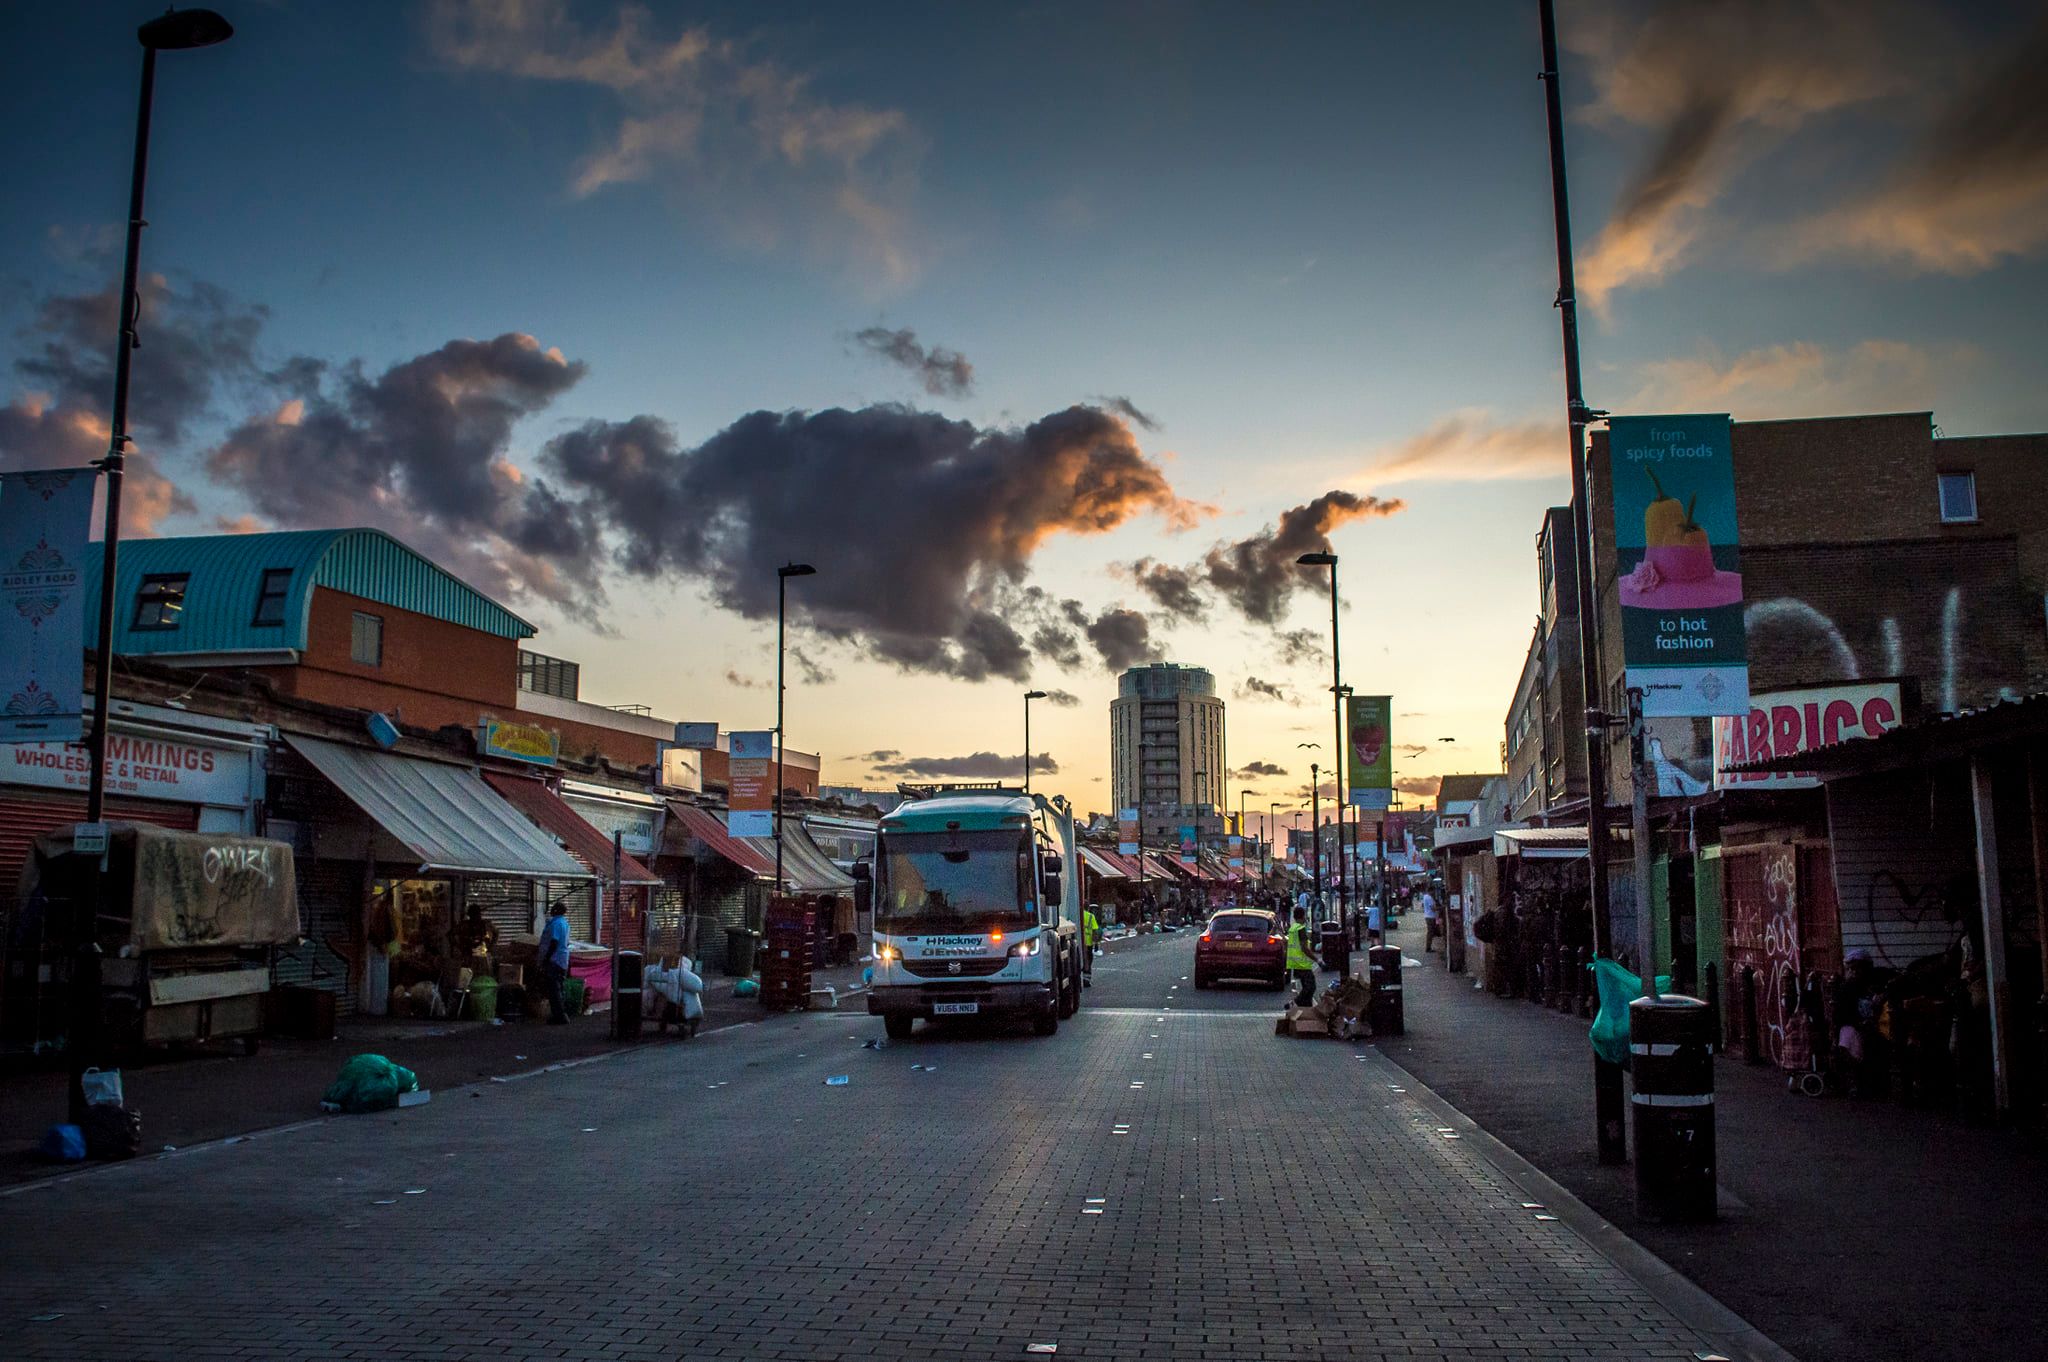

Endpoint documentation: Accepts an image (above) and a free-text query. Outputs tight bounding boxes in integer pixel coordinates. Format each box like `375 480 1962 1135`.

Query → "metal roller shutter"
0 792 201 912
273 859 362 1016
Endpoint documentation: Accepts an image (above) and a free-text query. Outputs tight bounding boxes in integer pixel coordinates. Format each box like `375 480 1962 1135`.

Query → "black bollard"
1630 994 1717 1222
1595 1055 1627 1164
1740 966 1764 1065
1367 944 1404 1035
1704 961 1721 1050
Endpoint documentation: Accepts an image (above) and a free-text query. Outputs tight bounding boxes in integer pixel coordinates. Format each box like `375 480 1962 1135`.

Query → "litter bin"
1630 994 1716 1223
1319 921 1350 974
614 950 643 1039
724 927 762 977
1367 944 1404 1036
467 974 498 1023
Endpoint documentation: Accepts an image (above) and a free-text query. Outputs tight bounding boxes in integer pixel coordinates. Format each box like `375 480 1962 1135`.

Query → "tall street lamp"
1296 741 1320 909
1297 551 1347 941
773 562 816 896
1023 689 1047 793
74 5 234 1125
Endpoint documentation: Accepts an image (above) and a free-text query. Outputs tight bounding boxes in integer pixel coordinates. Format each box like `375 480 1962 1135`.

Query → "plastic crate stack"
760 903 815 1011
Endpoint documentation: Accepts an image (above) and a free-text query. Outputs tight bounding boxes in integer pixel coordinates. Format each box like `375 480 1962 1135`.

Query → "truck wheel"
1033 1004 1059 1036
884 1015 913 1040
1060 961 1079 1018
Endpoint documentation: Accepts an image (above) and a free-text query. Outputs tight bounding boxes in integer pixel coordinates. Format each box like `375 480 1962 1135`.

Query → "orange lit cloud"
1624 339 1978 418
1369 411 1562 484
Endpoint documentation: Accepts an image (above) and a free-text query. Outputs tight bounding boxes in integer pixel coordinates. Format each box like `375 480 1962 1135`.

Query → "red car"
1193 909 1286 989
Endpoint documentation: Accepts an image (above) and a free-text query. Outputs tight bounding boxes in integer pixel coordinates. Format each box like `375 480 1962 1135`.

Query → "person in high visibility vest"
1082 906 1100 986
1286 906 1319 1008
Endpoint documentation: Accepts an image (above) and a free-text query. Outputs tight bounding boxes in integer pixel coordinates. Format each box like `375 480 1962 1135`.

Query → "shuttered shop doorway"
0 791 201 911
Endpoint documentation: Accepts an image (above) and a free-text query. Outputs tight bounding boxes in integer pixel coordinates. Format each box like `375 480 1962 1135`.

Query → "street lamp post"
73 6 234 1125
1023 690 1047 793
1308 763 1322 916
1297 552 1347 941
773 563 816 897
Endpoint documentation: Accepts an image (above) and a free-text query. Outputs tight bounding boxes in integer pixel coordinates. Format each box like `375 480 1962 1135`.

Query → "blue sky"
4 1 2044 817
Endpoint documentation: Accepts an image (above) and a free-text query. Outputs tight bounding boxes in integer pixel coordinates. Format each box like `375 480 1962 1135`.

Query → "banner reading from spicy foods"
1345 694 1392 809
1608 414 1748 717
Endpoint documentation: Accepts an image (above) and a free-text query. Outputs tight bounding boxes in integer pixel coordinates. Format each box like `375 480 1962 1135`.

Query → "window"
251 568 292 626
131 573 190 631
350 611 383 667
1937 471 1977 523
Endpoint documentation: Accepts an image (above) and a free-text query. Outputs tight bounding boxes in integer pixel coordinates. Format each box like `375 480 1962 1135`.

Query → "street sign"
72 821 108 855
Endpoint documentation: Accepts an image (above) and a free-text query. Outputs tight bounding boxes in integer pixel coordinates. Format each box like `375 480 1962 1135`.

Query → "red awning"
666 801 777 879
481 772 662 885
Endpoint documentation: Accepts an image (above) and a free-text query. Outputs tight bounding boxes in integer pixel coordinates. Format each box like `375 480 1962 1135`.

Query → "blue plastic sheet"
1587 958 1672 1067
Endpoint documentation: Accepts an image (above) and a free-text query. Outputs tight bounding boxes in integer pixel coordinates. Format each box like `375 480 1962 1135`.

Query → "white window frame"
1937 471 1978 524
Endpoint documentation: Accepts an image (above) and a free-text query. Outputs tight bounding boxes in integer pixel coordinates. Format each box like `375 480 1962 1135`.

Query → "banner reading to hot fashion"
1608 415 1747 717
0 468 96 744
1346 694 1392 809
728 729 774 837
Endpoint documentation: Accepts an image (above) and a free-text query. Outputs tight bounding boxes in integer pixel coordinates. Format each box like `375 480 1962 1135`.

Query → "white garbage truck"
862 787 1085 1038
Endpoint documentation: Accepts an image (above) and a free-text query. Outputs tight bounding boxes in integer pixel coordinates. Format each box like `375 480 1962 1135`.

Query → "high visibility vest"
1286 923 1316 970
1083 911 1100 946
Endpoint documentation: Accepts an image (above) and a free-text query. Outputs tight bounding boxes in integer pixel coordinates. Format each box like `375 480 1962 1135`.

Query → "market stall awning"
1492 826 1588 860
733 815 856 893
664 802 776 879
1076 845 1127 880
482 772 662 885
284 735 590 880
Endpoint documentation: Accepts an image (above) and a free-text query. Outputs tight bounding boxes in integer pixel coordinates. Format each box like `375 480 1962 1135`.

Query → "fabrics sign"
1609 415 1747 716
0 468 96 744
728 729 774 838
1711 682 1902 790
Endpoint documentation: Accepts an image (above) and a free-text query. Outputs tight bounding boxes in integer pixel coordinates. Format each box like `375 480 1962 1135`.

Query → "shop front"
559 781 667 953
661 802 774 973
271 733 591 1019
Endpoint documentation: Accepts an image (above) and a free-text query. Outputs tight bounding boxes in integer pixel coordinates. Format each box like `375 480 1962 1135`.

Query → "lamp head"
139 7 234 49
1025 690 1047 700
1296 551 1337 567
778 562 816 579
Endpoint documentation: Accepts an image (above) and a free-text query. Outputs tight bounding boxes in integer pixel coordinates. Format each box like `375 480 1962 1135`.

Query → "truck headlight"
877 944 900 962
1009 938 1040 957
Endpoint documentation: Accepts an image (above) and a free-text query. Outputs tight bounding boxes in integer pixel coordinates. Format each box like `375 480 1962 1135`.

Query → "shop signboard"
1345 693 1392 808
0 468 96 744
673 721 718 749
1608 414 1748 717
1117 806 1138 856
4 726 253 807
564 794 659 857
728 729 774 838
1712 681 1902 790
1227 833 1242 870
481 718 558 766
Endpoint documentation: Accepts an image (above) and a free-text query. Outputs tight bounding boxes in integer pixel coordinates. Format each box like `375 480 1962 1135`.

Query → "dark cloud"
1084 607 1158 673
1093 395 1159 431
1277 629 1325 667
856 749 900 762
1396 743 1429 758
1236 676 1290 702
725 669 764 689
1395 774 1442 798
544 402 1197 680
1236 760 1288 779
791 646 834 685
1041 688 1082 707
851 326 974 397
0 275 259 534
1198 491 1403 624
872 751 1057 777
1127 556 1207 620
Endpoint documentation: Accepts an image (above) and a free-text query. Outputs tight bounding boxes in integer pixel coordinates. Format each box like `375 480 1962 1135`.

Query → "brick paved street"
0 932 1761 1362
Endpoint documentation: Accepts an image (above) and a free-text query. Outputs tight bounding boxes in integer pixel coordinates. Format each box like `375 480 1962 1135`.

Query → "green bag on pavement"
321 1054 420 1114
1587 958 1673 1068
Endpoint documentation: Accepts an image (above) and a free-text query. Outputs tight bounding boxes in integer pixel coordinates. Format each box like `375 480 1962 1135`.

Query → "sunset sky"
4 1 2044 821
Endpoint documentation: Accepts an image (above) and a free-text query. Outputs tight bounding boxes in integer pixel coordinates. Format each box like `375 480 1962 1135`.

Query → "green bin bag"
322 1054 420 1114
468 975 498 1022
562 977 587 1015
1587 958 1673 1068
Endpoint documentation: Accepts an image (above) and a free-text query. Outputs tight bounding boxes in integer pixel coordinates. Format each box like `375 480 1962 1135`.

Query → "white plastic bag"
81 1067 124 1108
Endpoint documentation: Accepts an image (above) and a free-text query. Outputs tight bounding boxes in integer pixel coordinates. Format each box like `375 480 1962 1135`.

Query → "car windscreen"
1211 914 1272 935
876 828 1034 932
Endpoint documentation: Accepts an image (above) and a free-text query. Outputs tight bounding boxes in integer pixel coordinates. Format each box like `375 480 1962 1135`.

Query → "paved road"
1 931 1757 1361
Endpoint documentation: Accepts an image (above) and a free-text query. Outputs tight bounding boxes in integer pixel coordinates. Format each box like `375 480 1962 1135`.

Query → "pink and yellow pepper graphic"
1620 467 1743 610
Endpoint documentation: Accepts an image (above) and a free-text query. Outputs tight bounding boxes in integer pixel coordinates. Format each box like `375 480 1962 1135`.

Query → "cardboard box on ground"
1277 974 1373 1039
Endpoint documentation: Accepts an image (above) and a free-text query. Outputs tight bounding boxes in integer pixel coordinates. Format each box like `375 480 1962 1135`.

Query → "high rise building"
1110 663 1226 843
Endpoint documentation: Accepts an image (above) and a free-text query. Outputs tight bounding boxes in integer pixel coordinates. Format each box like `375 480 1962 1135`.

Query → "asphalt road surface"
0 930 1772 1361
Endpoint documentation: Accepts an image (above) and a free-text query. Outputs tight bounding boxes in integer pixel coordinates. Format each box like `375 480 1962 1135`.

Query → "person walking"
539 900 571 1025
1286 906 1319 1008
1082 903 1101 986
1421 887 1441 952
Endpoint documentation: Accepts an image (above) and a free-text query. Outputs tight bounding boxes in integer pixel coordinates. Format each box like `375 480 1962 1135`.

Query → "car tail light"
1199 933 1211 942
1267 935 1279 944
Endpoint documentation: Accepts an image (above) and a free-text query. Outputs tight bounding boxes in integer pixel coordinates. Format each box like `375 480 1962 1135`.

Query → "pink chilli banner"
0 468 97 744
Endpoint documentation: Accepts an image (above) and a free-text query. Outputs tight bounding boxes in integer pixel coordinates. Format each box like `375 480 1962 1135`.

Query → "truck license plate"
932 1002 979 1015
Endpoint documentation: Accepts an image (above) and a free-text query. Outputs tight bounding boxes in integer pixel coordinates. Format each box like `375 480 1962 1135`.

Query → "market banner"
1346 693 1392 808
1117 806 1139 856
0 467 96 744
728 729 774 837
1178 825 1196 866
1608 415 1748 717
480 717 558 766
1227 833 1243 870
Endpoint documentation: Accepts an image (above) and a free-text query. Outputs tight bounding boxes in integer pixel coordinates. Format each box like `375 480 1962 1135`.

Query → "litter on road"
825 1075 850 1086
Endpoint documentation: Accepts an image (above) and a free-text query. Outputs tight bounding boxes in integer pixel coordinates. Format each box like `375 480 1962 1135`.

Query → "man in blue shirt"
539 901 571 1025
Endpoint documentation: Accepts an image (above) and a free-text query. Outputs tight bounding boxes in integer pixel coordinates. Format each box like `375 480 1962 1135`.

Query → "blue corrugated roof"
81 528 535 657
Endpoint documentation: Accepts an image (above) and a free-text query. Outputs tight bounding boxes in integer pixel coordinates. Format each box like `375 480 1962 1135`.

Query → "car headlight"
877 944 900 962
1009 938 1040 957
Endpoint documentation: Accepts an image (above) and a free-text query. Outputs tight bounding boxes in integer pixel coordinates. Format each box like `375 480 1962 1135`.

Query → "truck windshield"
876 829 1034 932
